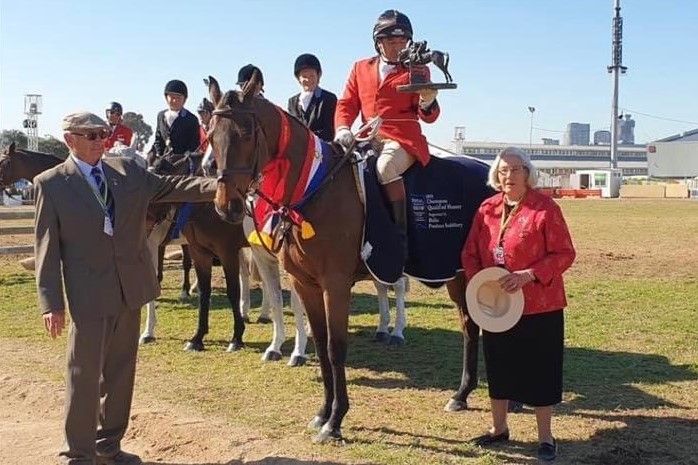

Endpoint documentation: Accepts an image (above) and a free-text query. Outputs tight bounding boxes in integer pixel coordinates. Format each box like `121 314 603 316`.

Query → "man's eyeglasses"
71 130 109 141
497 166 525 176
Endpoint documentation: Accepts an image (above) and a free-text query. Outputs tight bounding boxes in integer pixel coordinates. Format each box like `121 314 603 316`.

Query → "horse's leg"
252 246 284 361
238 249 251 323
221 251 244 352
179 244 192 302
140 234 161 344
388 276 408 346
373 281 391 343
444 273 480 411
254 253 275 324
292 278 333 431
157 245 165 283
183 247 213 352
288 288 309 367
313 281 351 443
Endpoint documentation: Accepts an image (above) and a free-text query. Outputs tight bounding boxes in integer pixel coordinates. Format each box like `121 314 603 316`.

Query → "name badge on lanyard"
493 245 505 265
494 196 524 267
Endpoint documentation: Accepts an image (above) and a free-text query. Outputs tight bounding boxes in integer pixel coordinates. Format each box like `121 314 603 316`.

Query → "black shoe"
537 439 557 461
472 430 510 447
96 450 143 465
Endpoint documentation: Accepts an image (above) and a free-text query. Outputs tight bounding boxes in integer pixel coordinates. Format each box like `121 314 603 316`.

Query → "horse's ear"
240 70 260 105
207 76 222 107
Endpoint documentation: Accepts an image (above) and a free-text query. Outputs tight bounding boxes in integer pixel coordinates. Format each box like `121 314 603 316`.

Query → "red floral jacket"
462 189 576 315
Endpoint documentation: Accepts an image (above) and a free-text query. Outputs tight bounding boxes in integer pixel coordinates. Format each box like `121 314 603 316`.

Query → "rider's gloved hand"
334 127 355 148
418 88 438 109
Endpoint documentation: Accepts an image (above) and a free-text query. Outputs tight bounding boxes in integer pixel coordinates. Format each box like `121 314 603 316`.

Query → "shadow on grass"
346 329 697 411
491 412 698 465
144 458 375 465
0 272 33 287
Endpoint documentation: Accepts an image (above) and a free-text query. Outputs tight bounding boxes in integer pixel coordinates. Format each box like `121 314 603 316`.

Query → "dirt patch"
0 341 361 465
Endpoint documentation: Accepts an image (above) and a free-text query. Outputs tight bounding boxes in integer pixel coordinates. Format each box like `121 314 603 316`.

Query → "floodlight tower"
453 126 465 154
608 0 627 169
23 94 43 151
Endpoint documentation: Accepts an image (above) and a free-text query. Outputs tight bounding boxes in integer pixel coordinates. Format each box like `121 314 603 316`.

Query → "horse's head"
0 143 18 189
206 74 271 224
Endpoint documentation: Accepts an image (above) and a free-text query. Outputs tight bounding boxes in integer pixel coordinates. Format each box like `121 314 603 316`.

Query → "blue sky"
1 0 696 148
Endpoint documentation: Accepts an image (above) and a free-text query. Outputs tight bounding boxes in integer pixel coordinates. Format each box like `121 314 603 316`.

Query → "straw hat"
466 267 524 333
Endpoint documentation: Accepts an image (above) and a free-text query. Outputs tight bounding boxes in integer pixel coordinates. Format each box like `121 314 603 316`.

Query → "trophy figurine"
396 40 457 93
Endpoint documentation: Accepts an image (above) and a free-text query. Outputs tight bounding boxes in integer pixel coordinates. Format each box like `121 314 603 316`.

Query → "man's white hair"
487 146 538 191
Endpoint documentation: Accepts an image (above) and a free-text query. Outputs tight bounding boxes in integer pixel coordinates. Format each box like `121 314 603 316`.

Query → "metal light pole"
608 0 627 169
528 106 536 150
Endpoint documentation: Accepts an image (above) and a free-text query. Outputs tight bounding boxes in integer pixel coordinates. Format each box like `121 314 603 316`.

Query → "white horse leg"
239 249 251 321
388 277 408 345
140 233 162 344
288 288 309 367
252 246 285 361
374 281 391 343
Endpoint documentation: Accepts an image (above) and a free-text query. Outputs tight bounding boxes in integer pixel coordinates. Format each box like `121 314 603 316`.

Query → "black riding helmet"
294 54 322 78
237 64 264 86
106 101 123 114
373 9 413 50
197 98 214 113
164 79 188 98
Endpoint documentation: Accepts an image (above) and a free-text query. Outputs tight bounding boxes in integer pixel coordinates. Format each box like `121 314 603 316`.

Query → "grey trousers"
59 308 140 465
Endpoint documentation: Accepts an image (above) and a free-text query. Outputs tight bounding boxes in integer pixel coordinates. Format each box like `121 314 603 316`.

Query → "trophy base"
397 82 457 93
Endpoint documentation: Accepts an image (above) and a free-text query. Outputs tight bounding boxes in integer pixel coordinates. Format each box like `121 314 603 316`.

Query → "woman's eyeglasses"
71 130 109 141
497 166 525 176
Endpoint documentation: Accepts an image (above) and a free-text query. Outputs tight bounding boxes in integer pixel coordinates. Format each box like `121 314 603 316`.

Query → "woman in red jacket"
335 9 440 258
461 146 575 462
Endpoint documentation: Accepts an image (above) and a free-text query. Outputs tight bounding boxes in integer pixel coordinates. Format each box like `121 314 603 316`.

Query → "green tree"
1 130 28 149
38 135 69 159
122 112 153 151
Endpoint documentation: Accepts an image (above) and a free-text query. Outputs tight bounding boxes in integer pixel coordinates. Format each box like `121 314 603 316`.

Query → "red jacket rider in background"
104 102 134 150
197 98 214 154
335 9 440 259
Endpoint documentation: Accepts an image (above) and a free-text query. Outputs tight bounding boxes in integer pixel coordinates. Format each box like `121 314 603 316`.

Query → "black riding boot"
389 199 408 262
383 178 408 262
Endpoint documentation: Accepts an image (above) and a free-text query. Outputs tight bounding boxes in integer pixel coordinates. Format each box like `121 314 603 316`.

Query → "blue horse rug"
362 154 493 286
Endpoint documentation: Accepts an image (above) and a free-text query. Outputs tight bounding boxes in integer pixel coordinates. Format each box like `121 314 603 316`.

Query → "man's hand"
43 310 66 339
418 88 438 108
334 127 354 149
498 270 535 294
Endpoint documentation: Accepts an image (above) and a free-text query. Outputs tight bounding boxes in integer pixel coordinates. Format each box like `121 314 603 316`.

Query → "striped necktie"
90 167 115 225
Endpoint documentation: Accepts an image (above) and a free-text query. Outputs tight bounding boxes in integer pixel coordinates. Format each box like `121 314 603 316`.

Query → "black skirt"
482 309 564 407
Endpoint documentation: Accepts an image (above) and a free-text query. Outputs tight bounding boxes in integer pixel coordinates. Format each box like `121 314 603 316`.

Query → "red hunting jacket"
105 124 134 150
335 56 440 166
461 189 576 315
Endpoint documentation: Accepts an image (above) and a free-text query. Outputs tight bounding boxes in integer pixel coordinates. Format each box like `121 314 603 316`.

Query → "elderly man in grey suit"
35 112 218 465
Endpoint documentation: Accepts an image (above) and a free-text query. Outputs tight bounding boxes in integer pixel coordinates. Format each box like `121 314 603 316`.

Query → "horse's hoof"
262 350 283 362
226 341 245 352
256 316 273 324
444 398 468 412
184 341 205 352
243 316 251 324
139 335 156 345
178 292 190 303
307 415 326 430
373 331 389 343
312 425 343 444
388 335 405 346
288 355 308 367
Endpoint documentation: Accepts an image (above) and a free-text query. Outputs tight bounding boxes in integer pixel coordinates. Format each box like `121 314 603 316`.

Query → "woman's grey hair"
487 146 538 191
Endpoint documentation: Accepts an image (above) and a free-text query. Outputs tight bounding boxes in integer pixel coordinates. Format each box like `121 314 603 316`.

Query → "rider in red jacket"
104 102 134 150
335 9 440 257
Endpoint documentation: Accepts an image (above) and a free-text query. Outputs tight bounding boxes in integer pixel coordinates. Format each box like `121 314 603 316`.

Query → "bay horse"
206 74 478 442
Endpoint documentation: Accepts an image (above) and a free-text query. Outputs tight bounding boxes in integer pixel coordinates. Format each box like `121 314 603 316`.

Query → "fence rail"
0 207 35 255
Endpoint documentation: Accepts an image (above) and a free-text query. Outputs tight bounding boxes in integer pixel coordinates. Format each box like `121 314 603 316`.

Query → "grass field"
1 199 697 464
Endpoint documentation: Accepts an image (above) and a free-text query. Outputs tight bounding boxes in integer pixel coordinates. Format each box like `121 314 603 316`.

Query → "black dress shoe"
472 430 510 446
96 450 142 465
537 439 557 461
